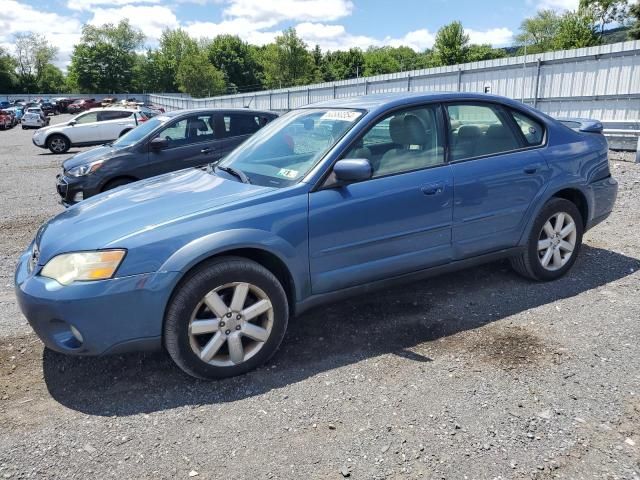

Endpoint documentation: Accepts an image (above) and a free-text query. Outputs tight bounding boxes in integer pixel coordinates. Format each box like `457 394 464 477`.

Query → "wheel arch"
45 131 71 146
551 187 589 227
100 175 140 192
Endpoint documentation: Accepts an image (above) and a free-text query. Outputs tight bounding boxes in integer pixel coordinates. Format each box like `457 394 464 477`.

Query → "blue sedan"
15 92 618 379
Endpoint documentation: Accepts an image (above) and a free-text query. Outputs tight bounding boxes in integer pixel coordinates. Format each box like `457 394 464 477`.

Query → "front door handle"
421 183 444 196
524 163 542 174
201 147 214 154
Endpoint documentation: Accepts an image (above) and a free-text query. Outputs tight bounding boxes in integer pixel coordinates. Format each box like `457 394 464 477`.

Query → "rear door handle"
524 163 542 174
421 183 444 196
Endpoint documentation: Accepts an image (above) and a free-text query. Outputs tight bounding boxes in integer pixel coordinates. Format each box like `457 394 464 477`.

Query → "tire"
102 177 135 192
47 134 70 154
21 125 26 130
511 198 583 281
164 256 289 380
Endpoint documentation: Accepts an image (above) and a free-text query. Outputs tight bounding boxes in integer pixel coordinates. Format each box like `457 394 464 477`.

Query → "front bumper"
32 135 46 148
15 246 180 356
56 173 100 207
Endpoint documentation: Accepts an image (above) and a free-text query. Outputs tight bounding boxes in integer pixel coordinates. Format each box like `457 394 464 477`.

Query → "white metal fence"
148 40 640 122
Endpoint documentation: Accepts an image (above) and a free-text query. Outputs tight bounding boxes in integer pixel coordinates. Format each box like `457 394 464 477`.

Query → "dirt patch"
463 325 560 370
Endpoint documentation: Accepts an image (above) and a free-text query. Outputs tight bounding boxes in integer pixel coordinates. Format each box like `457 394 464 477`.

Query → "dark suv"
56 108 277 206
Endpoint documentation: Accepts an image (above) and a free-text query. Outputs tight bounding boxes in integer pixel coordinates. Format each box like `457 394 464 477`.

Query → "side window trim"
442 100 543 164
508 108 547 148
158 114 218 150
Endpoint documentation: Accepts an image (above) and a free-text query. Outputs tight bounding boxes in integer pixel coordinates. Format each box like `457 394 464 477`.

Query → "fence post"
533 58 542 108
307 88 310 105
287 90 290 110
364 80 368 95
269 93 272 110
333 84 336 99
457 69 462 92
407 74 411 92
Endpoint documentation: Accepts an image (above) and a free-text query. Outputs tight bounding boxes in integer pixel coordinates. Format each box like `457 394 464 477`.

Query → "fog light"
69 324 84 343
73 192 84 202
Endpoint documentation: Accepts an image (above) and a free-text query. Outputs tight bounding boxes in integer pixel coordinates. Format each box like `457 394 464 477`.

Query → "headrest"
486 124 511 138
389 114 425 146
457 125 482 139
190 119 208 132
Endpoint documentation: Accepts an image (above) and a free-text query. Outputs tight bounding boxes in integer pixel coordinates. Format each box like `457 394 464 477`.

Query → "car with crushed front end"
16 92 618 380
54 108 277 206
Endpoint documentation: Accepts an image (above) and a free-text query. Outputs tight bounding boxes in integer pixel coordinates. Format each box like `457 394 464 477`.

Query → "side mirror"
68 120 76 126
150 137 168 150
333 159 372 183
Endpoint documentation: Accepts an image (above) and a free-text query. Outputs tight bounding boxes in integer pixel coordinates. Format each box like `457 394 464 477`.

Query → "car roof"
306 91 528 112
85 107 136 113
162 108 278 118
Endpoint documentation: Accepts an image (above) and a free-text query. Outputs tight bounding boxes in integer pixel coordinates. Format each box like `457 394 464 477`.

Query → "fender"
160 228 306 301
517 178 591 245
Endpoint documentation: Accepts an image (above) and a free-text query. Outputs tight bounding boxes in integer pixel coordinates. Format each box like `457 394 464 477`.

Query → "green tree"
466 44 507 62
324 48 365 80
206 34 262 92
433 21 470 65
258 28 314 88
363 47 401 75
554 10 600 49
68 20 145 93
176 51 226 97
579 0 628 34
150 29 200 92
629 1 640 39
0 47 17 93
516 10 561 53
14 33 58 92
37 64 66 93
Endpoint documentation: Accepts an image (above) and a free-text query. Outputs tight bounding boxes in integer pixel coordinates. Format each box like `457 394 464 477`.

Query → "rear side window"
446 104 520 161
98 111 132 121
223 113 263 137
511 110 544 146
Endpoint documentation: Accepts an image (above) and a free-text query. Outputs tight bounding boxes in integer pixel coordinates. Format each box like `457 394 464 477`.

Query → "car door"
97 110 136 141
446 102 550 259
308 104 454 294
68 111 100 143
146 113 225 176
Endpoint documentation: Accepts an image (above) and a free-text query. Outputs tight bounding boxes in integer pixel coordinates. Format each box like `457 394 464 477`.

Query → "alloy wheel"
50 138 67 153
188 282 274 367
537 211 577 271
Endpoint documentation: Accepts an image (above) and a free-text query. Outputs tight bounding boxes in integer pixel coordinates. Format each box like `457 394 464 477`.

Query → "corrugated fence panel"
142 41 640 122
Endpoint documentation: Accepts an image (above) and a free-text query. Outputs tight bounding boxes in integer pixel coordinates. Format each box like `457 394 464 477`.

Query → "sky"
0 0 580 69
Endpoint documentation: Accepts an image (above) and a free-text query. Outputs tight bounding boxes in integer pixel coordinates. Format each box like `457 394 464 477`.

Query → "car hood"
62 145 124 170
36 168 274 265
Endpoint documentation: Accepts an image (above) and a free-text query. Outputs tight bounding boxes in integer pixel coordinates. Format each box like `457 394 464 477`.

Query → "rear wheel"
164 257 289 379
511 198 583 281
47 134 70 154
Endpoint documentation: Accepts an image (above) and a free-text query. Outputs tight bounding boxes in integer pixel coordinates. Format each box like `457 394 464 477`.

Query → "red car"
0 110 14 130
67 98 100 113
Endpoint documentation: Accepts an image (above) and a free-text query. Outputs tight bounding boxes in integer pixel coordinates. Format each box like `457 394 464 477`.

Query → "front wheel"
511 198 583 281
164 257 289 379
47 134 70 154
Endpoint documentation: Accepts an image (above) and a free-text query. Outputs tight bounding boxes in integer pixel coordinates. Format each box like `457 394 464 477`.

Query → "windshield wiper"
215 165 251 184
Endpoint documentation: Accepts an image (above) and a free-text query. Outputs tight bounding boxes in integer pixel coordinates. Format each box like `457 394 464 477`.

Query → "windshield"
112 116 167 148
219 108 364 187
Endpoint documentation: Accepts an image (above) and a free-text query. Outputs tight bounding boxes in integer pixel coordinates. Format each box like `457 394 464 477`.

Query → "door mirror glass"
150 136 169 150
333 159 372 183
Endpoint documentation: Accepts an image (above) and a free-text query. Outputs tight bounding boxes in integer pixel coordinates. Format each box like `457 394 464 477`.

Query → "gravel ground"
0 118 639 479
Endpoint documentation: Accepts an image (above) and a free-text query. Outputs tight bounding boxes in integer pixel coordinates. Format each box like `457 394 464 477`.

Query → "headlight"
67 160 104 177
41 250 126 285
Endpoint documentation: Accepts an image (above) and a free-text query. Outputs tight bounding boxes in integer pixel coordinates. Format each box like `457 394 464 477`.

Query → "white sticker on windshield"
277 168 299 179
320 110 362 122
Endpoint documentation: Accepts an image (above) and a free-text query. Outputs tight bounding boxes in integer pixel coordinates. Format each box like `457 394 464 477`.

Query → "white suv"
32 107 146 154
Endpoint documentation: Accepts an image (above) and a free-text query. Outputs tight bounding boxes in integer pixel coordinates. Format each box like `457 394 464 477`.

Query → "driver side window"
344 105 444 178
